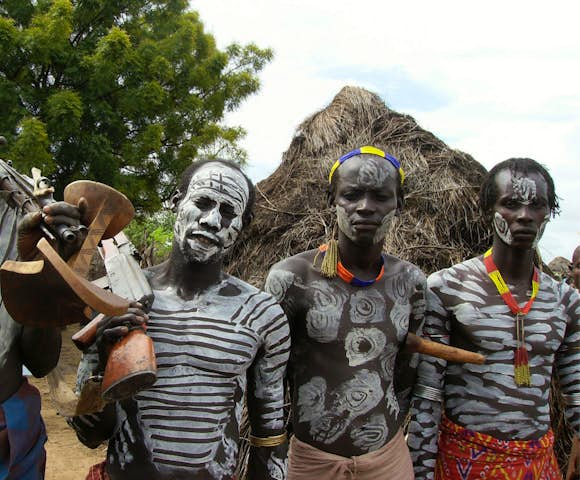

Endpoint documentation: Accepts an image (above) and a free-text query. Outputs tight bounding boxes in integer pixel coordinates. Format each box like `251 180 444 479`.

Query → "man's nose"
356 194 376 212
200 207 222 230
515 204 533 222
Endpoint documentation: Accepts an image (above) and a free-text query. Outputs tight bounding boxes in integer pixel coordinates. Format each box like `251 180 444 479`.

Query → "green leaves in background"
0 0 272 211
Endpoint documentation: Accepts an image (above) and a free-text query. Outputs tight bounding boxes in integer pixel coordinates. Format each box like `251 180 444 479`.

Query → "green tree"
0 0 272 211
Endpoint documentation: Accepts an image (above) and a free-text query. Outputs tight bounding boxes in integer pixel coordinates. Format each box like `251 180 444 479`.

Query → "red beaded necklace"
483 248 539 386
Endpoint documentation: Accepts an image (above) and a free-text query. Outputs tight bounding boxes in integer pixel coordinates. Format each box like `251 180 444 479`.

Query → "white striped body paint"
73 275 290 480
408 256 580 480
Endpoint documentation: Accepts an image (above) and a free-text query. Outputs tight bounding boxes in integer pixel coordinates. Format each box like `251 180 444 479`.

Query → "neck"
152 246 223 298
491 237 535 284
337 233 384 278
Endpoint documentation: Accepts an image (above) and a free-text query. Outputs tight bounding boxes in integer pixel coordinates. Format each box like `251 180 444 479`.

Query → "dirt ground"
28 327 107 480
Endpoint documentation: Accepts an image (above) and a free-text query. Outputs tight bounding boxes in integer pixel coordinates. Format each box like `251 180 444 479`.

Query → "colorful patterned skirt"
435 415 561 480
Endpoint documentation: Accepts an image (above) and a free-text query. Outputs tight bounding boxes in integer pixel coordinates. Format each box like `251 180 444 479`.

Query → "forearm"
408 386 443 480
68 403 116 448
20 326 62 376
247 434 288 480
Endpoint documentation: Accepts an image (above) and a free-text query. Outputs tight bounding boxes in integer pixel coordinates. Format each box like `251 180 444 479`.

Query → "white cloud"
192 0 580 262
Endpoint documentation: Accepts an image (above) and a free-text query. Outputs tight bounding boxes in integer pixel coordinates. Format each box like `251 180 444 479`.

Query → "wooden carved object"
0 180 134 327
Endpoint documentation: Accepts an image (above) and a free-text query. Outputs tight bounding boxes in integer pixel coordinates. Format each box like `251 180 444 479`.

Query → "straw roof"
226 86 492 286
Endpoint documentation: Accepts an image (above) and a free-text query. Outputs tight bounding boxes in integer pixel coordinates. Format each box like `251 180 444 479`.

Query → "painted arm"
556 285 580 436
407 275 450 480
67 344 117 447
246 299 291 480
394 270 426 416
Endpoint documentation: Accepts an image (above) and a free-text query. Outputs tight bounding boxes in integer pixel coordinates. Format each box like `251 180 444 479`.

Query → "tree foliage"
0 0 272 211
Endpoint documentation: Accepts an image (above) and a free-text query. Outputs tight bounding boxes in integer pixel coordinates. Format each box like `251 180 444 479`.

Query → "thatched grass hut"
226 85 491 285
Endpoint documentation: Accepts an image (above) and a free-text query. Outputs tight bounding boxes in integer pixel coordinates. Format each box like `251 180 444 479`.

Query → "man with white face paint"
264 146 426 479
408 157 580 480
69 159 290 480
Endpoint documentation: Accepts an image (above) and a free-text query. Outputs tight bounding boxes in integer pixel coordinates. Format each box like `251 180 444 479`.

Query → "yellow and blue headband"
328 146 405 185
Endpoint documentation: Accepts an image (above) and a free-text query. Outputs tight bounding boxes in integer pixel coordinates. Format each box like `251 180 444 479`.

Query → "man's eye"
343 191 360 201
220 206 236 219
195 198 213 209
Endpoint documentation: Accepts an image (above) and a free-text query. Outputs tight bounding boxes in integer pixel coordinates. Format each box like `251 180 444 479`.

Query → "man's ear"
395 194 404 215
171 191 182 213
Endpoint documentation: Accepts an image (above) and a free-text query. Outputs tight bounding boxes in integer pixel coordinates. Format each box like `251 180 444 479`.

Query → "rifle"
73 232 157 403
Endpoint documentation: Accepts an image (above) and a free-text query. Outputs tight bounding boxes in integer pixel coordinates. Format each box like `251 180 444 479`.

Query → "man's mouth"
513 229 537 238
186 231 221 247
352 221 380 231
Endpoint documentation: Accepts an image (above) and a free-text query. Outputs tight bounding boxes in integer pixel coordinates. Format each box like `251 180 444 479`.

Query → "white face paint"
336 204 356 241
511 175 537 204
174 163 249 263
373 210 396 244
336 205 395 245
357 157 392 188
532 214 550 248
493 212 514 245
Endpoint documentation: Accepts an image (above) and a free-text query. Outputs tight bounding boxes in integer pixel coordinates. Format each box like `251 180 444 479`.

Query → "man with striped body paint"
408 158 580 480
69 159 290 480
264 147 425 479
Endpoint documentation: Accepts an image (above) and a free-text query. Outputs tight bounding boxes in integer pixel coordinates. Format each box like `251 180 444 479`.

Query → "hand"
17 197 88 260
566 436 580 480
95 301 148 371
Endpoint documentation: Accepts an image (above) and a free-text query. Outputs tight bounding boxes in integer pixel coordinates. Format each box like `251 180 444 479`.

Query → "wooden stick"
405 333 485 364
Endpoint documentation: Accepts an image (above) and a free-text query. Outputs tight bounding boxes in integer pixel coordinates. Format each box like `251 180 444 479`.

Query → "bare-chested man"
408 158 580 480
68 159 290 480
264 146 426 479
1 196 86 479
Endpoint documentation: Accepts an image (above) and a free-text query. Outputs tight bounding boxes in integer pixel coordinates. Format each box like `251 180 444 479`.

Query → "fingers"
98 309 149 340
43 201 82 225
18 211 43 233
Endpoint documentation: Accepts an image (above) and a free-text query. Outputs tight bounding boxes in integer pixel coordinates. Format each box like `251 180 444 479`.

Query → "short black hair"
479 157 560 218
176 157 256 227
327 153 404 208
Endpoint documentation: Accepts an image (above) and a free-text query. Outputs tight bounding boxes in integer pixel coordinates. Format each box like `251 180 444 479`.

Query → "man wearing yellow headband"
264 146 425 479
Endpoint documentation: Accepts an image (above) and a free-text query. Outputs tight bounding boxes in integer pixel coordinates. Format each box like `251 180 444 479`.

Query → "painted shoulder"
382 253 426 282
223 273 278 301
427 255 484 287
268 248 319 279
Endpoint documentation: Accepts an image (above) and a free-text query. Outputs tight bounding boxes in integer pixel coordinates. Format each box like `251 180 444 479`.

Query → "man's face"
333 155 400 246
492 168 550 249
174 162 249 263
571 248 580 288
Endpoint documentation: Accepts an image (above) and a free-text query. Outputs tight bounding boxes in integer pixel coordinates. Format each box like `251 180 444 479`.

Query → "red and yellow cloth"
436 415 561 480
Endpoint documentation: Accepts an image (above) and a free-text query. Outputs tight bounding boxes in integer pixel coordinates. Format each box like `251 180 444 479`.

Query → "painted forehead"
495 168 548 203
339 155 397 189
186 162 250 211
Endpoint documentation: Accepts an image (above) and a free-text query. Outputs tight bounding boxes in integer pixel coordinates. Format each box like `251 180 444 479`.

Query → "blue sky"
193 0 580 263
